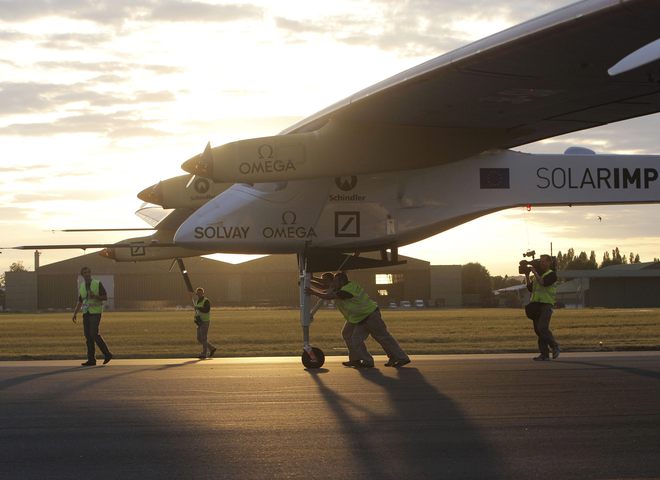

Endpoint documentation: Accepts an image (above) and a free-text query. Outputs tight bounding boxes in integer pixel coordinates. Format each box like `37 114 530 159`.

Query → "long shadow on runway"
559 357 660 380
309 366 505 479
0 362 232 480
0 366 81 391
0 359 205 395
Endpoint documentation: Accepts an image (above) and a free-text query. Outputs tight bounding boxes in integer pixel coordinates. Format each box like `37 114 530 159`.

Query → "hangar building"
559 262 660 308
4 252 461 312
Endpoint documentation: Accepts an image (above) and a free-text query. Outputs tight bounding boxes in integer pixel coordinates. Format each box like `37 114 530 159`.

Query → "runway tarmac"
1 352 659 479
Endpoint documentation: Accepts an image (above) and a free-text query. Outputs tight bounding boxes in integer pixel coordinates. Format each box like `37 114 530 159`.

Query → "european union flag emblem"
480 168 510 189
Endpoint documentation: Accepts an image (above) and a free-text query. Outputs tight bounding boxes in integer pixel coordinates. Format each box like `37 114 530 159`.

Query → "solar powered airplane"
10 0 660 367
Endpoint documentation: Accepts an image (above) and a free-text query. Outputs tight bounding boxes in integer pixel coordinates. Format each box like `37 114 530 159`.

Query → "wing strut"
174 258 194 294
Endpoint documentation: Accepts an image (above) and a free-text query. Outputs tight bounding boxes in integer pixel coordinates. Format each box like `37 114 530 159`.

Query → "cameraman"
524 254 561 361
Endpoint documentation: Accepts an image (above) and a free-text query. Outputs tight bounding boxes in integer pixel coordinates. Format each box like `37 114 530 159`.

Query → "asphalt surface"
1 352 659 480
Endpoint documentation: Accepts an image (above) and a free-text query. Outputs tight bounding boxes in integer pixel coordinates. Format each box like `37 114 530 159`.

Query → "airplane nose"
181 142 214 178
137 181 163 205
99 248 115 260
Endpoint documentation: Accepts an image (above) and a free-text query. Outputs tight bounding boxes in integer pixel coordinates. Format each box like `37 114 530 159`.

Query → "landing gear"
302 347 325 369
298 253 325 369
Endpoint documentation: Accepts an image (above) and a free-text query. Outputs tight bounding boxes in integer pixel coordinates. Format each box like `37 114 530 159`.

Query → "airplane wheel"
302 347 325 369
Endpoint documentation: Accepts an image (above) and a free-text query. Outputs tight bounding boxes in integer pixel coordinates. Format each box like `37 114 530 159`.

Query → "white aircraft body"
173 150 660 254
8 0 660 367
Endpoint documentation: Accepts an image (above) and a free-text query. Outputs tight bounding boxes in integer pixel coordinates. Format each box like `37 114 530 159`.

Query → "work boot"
393 358 411 368
342 360 361 367
552 346 561 359
355 361 374 369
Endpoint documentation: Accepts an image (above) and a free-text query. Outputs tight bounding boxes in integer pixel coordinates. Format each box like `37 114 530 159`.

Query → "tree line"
462 247 660 305
0 261 27 289
554 247 659 270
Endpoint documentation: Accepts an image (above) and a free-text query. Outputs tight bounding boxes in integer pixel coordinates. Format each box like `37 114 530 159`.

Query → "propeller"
183 141 214 187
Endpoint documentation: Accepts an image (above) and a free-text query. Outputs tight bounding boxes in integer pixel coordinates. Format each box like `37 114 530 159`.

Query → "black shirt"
196 297 211 313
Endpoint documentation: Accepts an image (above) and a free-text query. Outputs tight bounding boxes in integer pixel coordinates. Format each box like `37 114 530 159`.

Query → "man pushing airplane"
306 272 410 368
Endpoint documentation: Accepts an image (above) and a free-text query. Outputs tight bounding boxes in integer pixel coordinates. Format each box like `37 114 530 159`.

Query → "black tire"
301 347 325 369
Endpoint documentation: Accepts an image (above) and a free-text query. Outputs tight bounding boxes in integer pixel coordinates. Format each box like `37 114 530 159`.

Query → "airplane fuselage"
172 149 660 254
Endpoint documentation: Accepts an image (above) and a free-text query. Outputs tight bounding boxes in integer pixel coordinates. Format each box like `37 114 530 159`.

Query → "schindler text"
537 167 658 189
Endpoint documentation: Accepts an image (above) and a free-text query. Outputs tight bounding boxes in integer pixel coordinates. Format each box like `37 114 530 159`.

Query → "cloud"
275 0 576 57
0 82 137 115
0 81 177 137
130 90 176 102
0 0 262 26
0 110 170 138
0 206 33 223
0 82 59 114
0 0 137 25
34 60 182 75
51 88 176 106
0 29 29 41
87 74 129 84
273 14 457 55
37 32 114 49
149 2 262 22
522 113 660 155
0 164 52 173
11 193 65 202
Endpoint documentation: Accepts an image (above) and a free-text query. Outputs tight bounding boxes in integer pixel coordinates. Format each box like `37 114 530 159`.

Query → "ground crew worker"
524 254 561 361
306 272 410 368
193 287 217 359
72 266 113 366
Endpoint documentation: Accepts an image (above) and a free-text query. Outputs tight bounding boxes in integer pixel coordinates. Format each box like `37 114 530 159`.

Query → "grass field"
1 307 659 360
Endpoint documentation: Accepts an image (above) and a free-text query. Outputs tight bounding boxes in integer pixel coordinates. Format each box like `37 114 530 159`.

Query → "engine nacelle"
137 174 232 209
181 120 504 183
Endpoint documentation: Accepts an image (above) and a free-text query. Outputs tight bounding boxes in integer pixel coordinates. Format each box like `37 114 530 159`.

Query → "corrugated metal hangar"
560 262 660 308
4 252 462 312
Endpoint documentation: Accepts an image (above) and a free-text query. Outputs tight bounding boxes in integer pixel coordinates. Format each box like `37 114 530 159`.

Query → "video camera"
518 250 556 274
518 250 540 274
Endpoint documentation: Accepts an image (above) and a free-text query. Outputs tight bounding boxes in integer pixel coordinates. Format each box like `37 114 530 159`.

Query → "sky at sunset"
2 0 660 277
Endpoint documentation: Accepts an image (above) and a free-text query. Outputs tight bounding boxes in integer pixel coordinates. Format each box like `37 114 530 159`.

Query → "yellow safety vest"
335 282 378 324
195 298 211 322
531 269 557 304
79 279 103 314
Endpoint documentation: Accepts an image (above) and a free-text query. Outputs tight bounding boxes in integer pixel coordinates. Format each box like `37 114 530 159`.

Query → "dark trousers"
532 303 559 357
342 309 408 364
83 313 111 362
196 321 216 356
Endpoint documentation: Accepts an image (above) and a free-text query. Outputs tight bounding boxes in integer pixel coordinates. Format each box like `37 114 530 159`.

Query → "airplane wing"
281 0 660 150
6 242 178 250
4 206 197 252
